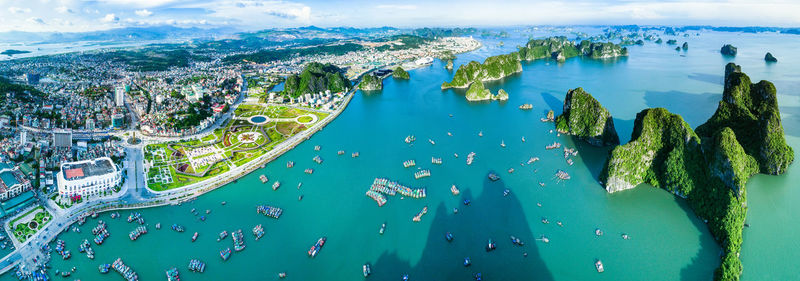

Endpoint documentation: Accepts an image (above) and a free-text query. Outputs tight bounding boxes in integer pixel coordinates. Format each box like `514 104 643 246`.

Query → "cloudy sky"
1 0 799 33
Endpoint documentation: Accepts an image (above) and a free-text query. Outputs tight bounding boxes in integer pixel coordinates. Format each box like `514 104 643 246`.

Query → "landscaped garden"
10 207 52 243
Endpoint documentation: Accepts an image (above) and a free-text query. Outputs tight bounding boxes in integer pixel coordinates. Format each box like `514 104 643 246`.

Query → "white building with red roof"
56 157 122 200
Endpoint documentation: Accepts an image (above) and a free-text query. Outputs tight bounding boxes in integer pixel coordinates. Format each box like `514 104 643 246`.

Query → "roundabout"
296 114 317 125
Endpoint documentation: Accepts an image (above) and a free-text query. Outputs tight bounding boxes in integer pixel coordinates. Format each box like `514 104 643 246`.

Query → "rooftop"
61 157 116 181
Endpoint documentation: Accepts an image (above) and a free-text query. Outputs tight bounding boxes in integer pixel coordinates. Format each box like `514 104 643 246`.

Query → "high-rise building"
24 73 39 85
53 129 72 148
114 86 126 107
20 130 27 144
111 114 125 129
86 119 95 131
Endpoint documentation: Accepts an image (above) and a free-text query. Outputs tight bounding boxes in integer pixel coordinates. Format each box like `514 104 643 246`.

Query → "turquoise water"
6 30 800 280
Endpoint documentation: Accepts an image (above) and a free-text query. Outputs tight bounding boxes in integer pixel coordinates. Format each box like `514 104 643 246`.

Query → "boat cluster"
366 178 427 207
166 267 180 281
466 152 476 165
55 240 71 260
112 258 139 281
431 157 442 165
256 205 284 219
313 155 324 164
126 212 145 224
129 226 148 241
403 159 416 168
413 169 431 179
188 259 206 273
232 229 246 251
93 221 110 245
79 239 94 259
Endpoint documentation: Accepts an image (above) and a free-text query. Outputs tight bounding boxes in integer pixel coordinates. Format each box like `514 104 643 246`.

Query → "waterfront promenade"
0 86 357 275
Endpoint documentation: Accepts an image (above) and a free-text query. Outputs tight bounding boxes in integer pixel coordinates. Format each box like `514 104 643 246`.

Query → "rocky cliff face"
358 74 383 91
765 52 777 62
601 63 794 281
465 80 492 101
441 53 522 89
554 88 619 146
393 67 410 79
696 63 794 174
494 89 509 101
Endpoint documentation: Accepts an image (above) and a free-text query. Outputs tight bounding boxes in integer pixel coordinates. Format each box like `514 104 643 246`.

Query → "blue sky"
2 0 799 33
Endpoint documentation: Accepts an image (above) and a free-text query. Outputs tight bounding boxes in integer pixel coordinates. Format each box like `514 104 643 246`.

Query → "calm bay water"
5 29 799 281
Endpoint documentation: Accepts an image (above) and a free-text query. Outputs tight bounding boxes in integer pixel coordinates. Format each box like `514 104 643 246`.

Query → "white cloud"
135 9 153 17
376 5 417 10
8 7 32 14
56 6 75 14
27 17 45 24
101 13 119 23
98 0 180 7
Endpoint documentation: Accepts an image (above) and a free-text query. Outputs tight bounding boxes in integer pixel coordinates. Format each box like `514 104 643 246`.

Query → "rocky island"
358 73 383 91
283 62 352 97
601 63 794 281
464 80 492 101
441 52 522 89
554 88 619 146
765 52 777 62
1 49 31 56
517 36 628 62
721 44 738 56
393 67 410 79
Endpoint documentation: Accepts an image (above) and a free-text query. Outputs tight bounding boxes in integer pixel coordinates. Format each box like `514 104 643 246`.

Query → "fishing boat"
305 168 314 174
556 170 571 180
272 181 281 190
220 248 231 261
338 150 345 155
379 222 386 235
188 259 205 273
508 168 514 173
256 205 283 219
232 229 246 251
503 189 510 196
450 184 460 195
463 257 471 267
308 237 327 258
112 258 138 281
287 161 294 168
522 136 526 142
537 235 550 243
454 153 459 158
171 224 184 232
253 225 264 240
546 142 561 150
431 157 442 165
500 140 506 148
429 139 435 145
595 228 604 236
99 264 111 274
510 236 524 246
412 206 428 222
413 170 430 179
488 173 499 181
527 157 540 164
363 263 372 277
445 232 454 242
352 152 360 158
314 145 321 151
218 230 228 241
129 226 147 241
404 135 416 143
466 152 476 165
166 267 180 281
313 155 323 164
279 272 287 278
519 103 533 110
156 223 161 230
260 175 268 183
403 160 416 168
541 217 550 224
485 239 497 251
595 259 604 273
478 131 483 137
447 132 452 136
192 232 198 242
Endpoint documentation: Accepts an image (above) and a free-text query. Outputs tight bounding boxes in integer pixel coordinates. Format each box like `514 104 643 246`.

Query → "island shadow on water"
370 174 554 281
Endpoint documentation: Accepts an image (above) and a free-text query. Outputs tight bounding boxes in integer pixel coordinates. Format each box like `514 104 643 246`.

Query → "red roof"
65 168 84 179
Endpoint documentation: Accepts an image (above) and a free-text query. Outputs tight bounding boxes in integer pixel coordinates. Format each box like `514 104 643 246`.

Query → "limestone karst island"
0 1 796 281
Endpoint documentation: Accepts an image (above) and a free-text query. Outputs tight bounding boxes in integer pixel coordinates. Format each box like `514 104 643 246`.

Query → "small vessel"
510 236 524 246
412 206 428 222
466 152 476 165
314 145 321 151
218 230 228 241
404 135 416 143
171 224 184 232
99 264 111 274
287 161 295 168
503 189 510 196
463 257 471 267
272 181 281 190
253 224 264 240
338 150 345 155
313 155 323 164
557 221 563 227
166 267 180 281
595 228 604 236
485 239 497 251
478 131 483 137
508 168 514 173
521 136 526 142
595 259 604 273
260 175 268 183
220 248 231 261
488 173 499 181
519 103 533 110
475 273 483 281
403 274 409 281
541 217 550 224
454 153 459 158
447 132 452 136
363 263 371 277
622 233 630 240
352 152 360 158
500 140 506 148
308 237 327 258
428 139 435 145
450 184 460 196
445 232 454 242
379 222 386 235
537 235 550 243
192 232 198 242
305 168 314 174
156 223 161 230
279 272 287 278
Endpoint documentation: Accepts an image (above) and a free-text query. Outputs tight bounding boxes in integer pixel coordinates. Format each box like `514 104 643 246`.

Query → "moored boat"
220 248 231 261
192 232 198 242
363 263 371 277
308 237 327 258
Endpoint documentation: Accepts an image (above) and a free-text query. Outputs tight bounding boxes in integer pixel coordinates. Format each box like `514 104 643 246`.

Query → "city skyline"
1 0 800 33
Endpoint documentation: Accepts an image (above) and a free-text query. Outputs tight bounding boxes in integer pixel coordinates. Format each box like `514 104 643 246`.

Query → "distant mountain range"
0 25 400 45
